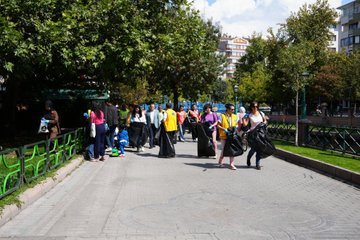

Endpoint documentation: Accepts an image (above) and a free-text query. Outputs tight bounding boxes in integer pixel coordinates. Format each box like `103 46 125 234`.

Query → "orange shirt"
177 110 187 125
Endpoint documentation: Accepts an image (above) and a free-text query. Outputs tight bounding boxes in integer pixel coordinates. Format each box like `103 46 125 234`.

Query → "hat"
239 106 246 113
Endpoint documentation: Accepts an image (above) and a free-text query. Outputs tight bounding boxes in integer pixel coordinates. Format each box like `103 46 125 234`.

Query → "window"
349 23 358 30
330 35 336 41
355 36 360 44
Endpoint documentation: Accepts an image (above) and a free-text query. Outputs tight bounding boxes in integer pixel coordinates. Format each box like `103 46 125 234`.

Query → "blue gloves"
209 125 214 130
41 118 50 124
224 128 229 134
83 113 89 119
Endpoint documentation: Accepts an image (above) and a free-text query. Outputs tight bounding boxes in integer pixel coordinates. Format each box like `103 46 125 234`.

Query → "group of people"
84 100 270 170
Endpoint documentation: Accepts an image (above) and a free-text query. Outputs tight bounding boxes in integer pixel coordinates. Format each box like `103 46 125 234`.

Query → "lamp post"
301 71 309 120
234 84 238 114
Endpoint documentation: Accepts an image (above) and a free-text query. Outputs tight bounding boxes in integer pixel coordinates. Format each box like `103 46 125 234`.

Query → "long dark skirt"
158 128 176 158
128 122 146 148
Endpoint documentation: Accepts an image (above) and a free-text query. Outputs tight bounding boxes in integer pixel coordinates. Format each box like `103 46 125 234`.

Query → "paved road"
0 137 359 240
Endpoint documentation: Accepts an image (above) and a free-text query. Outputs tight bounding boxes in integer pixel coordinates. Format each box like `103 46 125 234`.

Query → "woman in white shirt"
242 101 267 170
129 105 147 152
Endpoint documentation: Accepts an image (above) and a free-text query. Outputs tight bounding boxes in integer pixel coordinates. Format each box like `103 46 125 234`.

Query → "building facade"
338 0 360 53
328 22 339 52
218 35 249 79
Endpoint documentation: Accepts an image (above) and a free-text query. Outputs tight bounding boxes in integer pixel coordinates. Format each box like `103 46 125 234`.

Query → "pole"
301 87 307 119
235 95 238 114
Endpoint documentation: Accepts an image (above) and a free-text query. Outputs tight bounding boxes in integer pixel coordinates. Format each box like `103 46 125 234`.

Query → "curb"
274 149 360 186
0 157 84 227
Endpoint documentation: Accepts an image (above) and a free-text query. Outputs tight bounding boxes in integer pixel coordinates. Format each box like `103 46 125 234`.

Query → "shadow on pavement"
184 162 221 169
176 154 198 159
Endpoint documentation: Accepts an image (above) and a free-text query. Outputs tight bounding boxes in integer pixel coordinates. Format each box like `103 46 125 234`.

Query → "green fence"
0 128 85 200
267 121 360 156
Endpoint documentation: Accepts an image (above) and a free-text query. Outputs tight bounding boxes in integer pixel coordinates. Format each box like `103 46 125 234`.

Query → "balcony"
349 28 360 36
341 12 360 24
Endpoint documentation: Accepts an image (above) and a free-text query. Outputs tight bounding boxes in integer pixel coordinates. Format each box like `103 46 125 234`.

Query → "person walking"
200 104 218 157
158 103 177 158
43 100 61 142
188 104 200 141
105 100 119 151
242 101 267 170
118 103 129 127
146 103 161 149
217 103 238 170
41 100 61 152
129 104 147 152
177 105 187 142
237 106 247 133
158 105 165 122
90 102 106 161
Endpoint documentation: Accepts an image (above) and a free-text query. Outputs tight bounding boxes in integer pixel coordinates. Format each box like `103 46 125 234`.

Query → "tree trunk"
173 88 179 111
295 90 299 146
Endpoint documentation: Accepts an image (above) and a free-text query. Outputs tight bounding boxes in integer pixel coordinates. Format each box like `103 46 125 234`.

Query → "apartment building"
218 35 249 79
338 0 360 53
328 22 339 52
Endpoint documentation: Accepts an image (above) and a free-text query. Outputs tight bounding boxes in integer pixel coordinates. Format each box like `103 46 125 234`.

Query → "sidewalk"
0 137 359 239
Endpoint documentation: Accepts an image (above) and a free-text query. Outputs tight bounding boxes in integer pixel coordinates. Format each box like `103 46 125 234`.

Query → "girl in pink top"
90 103 106 161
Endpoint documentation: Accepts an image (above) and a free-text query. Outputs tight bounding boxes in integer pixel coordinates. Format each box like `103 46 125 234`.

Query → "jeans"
247 148 261 166
178 123 185 141
105 125 117 148
94 123 106 158
119 141 127 154
87 143 94 159
148 124 157 147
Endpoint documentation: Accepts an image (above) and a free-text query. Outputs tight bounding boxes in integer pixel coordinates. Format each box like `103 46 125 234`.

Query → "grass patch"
274 140 360 173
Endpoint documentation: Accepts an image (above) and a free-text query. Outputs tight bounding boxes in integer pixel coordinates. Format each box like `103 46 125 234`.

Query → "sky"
192 0 353 38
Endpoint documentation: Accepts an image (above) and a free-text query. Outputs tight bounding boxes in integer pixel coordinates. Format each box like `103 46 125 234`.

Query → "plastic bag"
38 119 49 133
247 123 276 158
90 123 96 138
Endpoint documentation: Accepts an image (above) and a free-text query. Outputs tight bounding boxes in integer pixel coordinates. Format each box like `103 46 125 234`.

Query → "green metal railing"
267 121 360 156
267 122 296 143
306 125 360 156
0 128 85 199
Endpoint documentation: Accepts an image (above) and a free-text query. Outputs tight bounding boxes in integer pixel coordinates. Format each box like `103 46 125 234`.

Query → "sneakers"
105 147 112 152
255 165 261 170
229 165 237 170
119 154 125 157
140 147 144 152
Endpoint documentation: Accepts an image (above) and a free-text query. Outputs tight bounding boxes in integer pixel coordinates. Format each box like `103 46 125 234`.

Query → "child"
118 125 129 157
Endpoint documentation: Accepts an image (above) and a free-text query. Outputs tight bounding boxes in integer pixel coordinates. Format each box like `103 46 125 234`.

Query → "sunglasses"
230 108 235 111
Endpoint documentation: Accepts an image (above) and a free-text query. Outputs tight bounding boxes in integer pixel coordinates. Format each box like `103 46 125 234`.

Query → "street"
0 138 359 240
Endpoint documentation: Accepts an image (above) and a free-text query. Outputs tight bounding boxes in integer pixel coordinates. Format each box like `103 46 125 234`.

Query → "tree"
146 4 223 109
285 0 337 73
234 34 271 105
340 50 360 116
277 41 315 146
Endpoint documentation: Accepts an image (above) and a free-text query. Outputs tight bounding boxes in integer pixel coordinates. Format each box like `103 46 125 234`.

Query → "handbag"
90 123 96 138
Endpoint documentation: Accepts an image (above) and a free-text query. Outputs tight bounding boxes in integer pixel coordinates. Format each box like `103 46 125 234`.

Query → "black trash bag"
197 123 215 157
223 127 244 157
158 125 176 158
188 117 198 139
128 122 146 147
247 123 276 158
